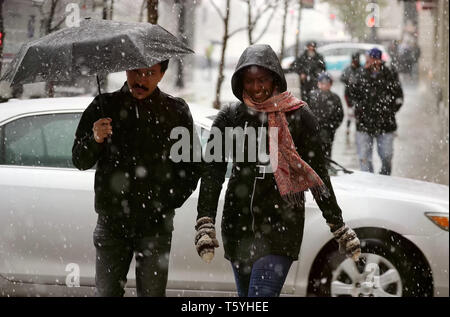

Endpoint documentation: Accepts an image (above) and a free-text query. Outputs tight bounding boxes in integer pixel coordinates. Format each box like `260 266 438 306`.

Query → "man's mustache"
133 84 149 91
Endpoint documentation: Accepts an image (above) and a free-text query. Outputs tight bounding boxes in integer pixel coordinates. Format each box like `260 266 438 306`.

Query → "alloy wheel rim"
330 253 403 297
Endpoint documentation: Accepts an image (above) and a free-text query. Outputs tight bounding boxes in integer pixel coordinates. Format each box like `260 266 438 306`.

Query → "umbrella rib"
5 41 36 85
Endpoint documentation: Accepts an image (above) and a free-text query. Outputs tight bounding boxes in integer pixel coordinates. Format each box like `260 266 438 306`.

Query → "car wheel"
308 235 433 297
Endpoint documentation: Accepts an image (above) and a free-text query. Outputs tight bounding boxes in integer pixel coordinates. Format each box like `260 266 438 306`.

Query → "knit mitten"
195 217 219 263
329 223 361 261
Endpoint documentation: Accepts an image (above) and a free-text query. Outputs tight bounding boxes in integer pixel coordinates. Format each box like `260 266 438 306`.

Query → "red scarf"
243 91 329 206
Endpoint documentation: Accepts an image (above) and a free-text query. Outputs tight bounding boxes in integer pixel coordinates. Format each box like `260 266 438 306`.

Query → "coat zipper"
135 104 140 119
249 114 266 233
250 177 257 234
244 120 256 233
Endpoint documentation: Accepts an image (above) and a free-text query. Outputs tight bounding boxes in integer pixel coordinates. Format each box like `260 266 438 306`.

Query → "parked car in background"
282 42 391 78
0 97 448 297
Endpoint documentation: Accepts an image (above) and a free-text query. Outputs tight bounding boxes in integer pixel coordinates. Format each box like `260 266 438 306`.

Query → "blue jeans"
231 255 293 297
93 216 172 297
355 131 395 175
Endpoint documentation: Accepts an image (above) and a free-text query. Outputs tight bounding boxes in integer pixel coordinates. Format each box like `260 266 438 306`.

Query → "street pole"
0 0 4 75
176 0 186 88
147 0 158 24
294 0 302 59
279 0 289 61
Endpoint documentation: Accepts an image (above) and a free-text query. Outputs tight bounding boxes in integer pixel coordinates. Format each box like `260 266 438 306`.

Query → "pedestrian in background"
349 47 403 175
388 40 400 72
309 72 344 163
205 43 214 79
340 53 361 135
291 41 326 105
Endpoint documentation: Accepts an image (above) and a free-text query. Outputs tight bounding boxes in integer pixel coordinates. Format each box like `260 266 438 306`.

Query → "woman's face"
242 66 275 103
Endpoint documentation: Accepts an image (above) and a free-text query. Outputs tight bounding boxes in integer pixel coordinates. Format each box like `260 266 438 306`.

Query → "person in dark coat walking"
290 41 326 105
72 61 201 297
194 44 360 297
309 72 344 161
340 53 361 135
348 48 403 175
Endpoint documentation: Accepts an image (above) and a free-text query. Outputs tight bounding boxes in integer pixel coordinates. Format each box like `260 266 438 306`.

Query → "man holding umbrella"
72 59 200 297
63 20 200 297
1 19 200 297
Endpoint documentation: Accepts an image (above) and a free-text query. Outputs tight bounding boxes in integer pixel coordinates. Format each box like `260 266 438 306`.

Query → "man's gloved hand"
195 217 219 263
329 223 361 261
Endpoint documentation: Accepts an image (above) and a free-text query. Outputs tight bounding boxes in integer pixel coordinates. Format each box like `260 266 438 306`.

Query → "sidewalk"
312 75 449 186
391 77 449 185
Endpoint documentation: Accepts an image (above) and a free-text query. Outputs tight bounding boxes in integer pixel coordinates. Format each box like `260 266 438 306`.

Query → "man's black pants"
93 215 172 297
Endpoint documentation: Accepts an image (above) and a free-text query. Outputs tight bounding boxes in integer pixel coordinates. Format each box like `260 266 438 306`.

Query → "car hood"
331 170 449 209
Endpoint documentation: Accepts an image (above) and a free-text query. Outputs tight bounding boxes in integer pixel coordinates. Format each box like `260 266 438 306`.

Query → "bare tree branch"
253 3 278 43
45 0 58 35
210 0 246 40
253 0 278 26
279 0 290 61
245 0 252 44
294 0 302 58
213 0 232 109
243 0 279 45
102 0 108 19
227 26 248 38
49 16 67 33
110 0 114 20
209 0 224 21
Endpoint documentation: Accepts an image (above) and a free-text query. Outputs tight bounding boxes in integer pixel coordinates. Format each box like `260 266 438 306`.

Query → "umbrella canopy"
1 19 194 86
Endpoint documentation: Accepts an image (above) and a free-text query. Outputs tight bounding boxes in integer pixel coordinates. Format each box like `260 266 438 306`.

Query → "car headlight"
425 212 449 231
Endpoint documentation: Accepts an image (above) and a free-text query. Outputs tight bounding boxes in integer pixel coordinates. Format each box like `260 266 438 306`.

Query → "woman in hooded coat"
194 44 361 297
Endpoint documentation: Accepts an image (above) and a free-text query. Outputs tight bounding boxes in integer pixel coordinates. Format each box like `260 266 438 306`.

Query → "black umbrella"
1 18 194 93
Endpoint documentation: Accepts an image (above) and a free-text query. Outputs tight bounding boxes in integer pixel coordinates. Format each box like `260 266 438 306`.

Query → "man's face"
352 58 360 67
307 45 316 55
242 66 275 103
365 55 381 70
318 81 332 91
126 63 165 100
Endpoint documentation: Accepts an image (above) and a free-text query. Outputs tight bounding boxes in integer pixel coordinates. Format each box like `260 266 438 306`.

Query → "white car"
0 97 448 297
282 42 391 79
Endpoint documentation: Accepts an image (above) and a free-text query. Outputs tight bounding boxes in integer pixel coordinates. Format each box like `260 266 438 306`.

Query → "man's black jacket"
349 64 403 135
291 50 326 90
340 64 361 108
72 83 200 234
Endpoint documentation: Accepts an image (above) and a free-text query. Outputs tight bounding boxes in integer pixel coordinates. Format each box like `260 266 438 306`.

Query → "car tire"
307 234 433 297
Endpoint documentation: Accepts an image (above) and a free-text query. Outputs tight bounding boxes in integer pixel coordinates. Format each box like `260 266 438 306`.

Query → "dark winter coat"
349 64 403 136
197 44 344 263
72 83 200 235
291 50 326 91
309 89 344 135
340 64 361 108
